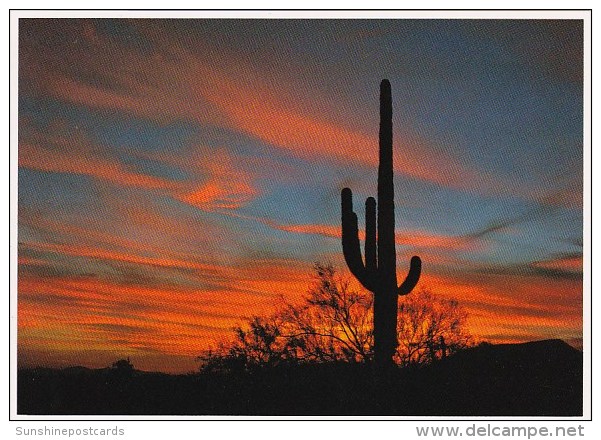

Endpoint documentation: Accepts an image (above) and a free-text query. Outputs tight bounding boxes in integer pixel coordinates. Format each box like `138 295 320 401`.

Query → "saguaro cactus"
341 79 422 369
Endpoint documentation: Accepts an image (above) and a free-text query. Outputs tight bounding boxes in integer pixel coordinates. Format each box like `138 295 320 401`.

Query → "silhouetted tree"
197 315 302 373
196 345 244 374
279 263 374 363
110 357 135 383
199 265 471 372
395 289 473 366
111 358 134 371
341 79 421 370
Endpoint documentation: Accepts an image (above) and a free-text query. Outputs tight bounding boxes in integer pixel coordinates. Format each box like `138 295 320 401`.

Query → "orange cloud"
20 119 263 215
198 74 497 193
265 221 481 252
396 231 482 251
532 255 583 273
18 256 49 266
18 230 582 373
20 207 188 259
175 148 260 211
18 254 312 372
268 222 342 239
21 20 584 211
416 270 582 345
19 140 176 191
22 241 223 274
21 21 519 198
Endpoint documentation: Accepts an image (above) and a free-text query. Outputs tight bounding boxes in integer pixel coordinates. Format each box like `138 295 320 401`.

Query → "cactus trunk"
341 79 422 370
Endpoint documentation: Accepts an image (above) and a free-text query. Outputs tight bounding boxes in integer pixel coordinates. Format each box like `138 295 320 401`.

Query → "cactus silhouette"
341 79 422 369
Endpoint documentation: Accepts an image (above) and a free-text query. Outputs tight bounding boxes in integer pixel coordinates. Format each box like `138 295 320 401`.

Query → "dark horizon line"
17 337 584 374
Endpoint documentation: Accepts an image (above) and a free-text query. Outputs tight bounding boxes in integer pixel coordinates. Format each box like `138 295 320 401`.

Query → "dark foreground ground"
18 339 583 416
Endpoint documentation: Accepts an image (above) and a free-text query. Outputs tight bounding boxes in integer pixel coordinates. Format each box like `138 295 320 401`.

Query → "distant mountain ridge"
413 339 583 416
447 338 582 368
18 339 583 416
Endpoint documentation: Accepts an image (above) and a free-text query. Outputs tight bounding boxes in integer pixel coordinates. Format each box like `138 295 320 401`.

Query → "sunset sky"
18 18 584 373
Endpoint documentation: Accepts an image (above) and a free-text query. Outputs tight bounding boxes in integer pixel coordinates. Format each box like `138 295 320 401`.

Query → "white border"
6 9 592 19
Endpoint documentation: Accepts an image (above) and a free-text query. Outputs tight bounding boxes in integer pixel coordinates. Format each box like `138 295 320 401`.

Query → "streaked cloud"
19 139 176 191
175 148 260 211
20 18 569 201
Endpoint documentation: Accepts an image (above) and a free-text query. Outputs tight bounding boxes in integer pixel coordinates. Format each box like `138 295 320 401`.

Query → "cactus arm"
365 197 377 273
397 256 422 296
341 188 376 291
341 188 366 278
